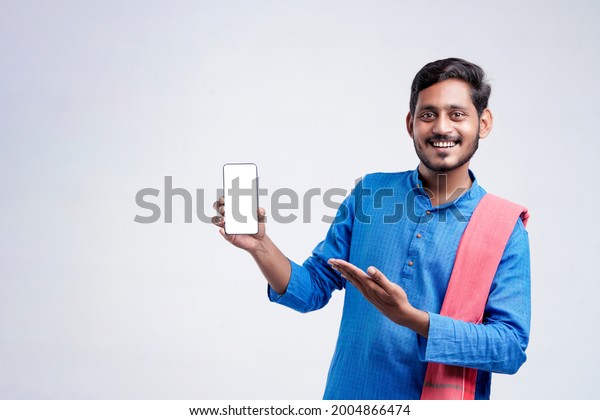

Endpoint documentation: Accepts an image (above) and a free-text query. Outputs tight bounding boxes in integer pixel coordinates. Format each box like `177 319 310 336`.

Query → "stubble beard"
415 135 480 173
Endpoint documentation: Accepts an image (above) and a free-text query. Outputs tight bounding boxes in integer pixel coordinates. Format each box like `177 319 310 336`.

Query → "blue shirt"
268 168 531 400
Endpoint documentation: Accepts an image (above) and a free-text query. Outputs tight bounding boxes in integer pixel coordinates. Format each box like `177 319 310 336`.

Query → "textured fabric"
268 168 531 400
421 194 529 400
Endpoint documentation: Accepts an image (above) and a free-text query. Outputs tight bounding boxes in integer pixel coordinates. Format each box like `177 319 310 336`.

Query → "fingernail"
367 267 376 275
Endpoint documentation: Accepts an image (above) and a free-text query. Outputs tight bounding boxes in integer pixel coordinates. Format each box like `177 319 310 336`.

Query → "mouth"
430 140 458 149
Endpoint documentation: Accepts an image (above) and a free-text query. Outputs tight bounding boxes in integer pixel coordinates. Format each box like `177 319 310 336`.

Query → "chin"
429 166 455 174
421 158 458 173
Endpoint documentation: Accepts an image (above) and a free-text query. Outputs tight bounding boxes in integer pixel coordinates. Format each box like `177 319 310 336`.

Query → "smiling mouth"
430 141 458 148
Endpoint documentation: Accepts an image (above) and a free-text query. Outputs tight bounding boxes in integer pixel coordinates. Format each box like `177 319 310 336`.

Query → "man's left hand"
328 258 430 337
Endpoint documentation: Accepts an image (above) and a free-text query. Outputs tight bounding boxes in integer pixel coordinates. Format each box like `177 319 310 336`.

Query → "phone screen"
223 163 259 235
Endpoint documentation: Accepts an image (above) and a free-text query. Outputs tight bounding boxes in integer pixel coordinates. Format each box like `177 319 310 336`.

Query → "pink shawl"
420 194 529 400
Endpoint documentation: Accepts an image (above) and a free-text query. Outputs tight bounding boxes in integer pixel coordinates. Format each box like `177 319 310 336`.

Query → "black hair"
409 58 491 117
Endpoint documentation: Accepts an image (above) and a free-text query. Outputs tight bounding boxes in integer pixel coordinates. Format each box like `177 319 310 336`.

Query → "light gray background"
1 0 599 399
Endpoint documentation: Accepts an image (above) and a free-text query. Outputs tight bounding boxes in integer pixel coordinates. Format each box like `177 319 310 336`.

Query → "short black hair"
409 58 491 117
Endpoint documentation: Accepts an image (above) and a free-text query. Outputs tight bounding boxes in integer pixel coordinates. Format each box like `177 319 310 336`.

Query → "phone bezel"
222 163 259 235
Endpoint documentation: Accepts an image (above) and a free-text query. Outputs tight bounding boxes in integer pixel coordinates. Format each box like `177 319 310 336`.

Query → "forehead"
415 79 474 110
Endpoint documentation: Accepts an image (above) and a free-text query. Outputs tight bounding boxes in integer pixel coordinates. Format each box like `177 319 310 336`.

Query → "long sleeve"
267 183 360 313
417 219 531 374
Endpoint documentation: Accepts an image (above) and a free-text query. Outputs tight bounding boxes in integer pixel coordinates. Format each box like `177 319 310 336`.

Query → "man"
212 58 530 399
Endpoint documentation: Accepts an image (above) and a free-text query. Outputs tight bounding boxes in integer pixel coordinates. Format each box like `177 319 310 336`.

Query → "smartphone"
223 163 259 235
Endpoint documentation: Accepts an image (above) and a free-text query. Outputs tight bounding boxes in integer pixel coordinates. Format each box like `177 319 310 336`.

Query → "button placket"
406 211 433 271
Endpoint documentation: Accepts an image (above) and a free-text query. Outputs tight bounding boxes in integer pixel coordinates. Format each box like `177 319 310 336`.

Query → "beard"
413 131 480 174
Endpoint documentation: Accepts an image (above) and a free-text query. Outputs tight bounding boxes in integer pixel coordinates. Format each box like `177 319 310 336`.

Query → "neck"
418 163 473 207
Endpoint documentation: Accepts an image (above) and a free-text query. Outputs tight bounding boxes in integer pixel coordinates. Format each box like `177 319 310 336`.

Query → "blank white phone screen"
223 163 259 235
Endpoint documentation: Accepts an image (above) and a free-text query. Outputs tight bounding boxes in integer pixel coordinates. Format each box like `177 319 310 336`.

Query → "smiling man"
213 58 531 400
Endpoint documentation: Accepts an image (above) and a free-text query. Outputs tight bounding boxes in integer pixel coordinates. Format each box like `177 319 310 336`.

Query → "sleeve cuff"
265 258 313 313
417 312 453 362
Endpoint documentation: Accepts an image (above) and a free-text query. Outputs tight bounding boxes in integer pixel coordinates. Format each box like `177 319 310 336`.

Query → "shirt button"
408 261 414 266
425 210 431 215
416 233 422 238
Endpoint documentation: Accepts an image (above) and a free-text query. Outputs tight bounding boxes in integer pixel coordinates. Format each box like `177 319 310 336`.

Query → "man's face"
406 79 492 174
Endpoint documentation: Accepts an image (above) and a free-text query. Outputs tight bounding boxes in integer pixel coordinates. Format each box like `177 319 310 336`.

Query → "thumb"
219 227 233 242
367 266 396 295
367 266 383 280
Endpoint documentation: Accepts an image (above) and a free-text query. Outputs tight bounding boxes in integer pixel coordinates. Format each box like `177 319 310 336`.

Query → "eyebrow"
417 104 468 112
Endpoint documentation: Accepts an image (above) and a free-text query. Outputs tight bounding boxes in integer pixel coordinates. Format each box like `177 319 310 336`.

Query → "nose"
432 115 453 135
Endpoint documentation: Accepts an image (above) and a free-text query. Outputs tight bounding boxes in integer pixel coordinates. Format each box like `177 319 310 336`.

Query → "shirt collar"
410 166 484 209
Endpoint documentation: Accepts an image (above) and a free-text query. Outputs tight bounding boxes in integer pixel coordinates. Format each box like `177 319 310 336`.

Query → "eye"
419 112 435 121
451 111 466 120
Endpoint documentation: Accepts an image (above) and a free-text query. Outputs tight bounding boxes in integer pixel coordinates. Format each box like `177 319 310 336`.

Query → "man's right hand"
211 196 291 294
211 196 267 253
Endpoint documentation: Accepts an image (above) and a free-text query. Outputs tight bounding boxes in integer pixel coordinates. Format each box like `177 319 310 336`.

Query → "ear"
406 112 414 138
478 108 493 139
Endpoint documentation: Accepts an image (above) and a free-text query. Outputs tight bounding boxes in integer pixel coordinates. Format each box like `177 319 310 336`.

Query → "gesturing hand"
328 258 430 337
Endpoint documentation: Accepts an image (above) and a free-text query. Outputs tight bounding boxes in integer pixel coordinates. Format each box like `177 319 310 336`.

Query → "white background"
1 0 599 399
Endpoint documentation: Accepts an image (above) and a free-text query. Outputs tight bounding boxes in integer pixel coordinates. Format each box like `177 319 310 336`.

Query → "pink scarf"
420 193 529 400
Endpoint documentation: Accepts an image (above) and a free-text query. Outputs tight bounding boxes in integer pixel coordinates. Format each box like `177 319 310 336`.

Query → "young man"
212 58 531 399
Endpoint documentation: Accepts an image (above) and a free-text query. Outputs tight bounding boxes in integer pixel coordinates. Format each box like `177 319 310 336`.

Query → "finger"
336 265 367 293
366 266 396 296
343 272 365 294
329 261 353 281
330 263 347 279
341 264 391 300
213 200 225 215
329 259 368 287
328 259 344 274
257 207 266 223
329 261 344 272
330 261 353 281
211 215 225 226
328 259 384 297
331 260 371 286
328 258 350 268
328 259 362 276
334 265 351 280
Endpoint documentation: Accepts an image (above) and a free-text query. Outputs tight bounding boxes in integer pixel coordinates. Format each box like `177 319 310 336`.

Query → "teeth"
432 141 457 148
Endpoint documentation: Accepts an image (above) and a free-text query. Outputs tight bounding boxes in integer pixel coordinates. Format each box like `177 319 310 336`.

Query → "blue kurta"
268 168 531 399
